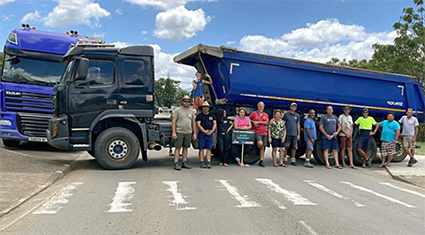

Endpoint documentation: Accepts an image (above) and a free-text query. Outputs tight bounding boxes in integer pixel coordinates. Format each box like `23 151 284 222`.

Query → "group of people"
171 72 420 171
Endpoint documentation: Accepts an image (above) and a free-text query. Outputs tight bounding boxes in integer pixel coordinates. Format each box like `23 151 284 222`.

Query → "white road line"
162 181 196 210
272 199 286 210
33 182 83 214
256 178 317 206
299 221 318 235
216 180 261 208
379 183 425 198
340 181 415 208
106 182 136 213
304 180 364 207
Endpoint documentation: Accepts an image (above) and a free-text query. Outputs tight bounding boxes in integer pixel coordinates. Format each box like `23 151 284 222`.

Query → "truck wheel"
353 138 377 166
295 146 306 158
94 127 140 170
312 139 337 165
391 138 408 162
2 139 21 147
240 145 260 164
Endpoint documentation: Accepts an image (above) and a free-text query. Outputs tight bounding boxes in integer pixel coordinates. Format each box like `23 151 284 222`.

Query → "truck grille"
5 92 54 114
17 113 53 137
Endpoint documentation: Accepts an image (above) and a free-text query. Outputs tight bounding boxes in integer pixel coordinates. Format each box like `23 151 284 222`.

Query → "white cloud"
112 41 132 48
115 8 123 15
0 0 16 6
154 6 210 42
2 14 14 21
141 30 148 35
43 0 110 28
126 0 215 10
21 11 41 23
239 19 396 63
226 41 236 45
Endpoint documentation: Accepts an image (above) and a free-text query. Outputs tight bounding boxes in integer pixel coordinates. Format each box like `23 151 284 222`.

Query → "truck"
0 24 102 147
173 44 425 166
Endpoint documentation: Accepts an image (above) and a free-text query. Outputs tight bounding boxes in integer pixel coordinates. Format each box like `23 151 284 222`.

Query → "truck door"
69 58 118 129
118 57 154 115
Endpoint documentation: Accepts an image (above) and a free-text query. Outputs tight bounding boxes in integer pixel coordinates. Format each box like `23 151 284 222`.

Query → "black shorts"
271 138 285 148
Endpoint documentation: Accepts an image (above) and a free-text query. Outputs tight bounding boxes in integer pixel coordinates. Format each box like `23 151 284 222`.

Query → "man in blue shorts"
195 101 216 169
354 108 377 167
319 106 342 169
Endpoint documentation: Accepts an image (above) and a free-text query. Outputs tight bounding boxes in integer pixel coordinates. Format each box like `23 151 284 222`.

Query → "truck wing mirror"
74 58 89 82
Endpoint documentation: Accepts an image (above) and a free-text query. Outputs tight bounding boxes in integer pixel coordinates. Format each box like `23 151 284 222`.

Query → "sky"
0 0 415 90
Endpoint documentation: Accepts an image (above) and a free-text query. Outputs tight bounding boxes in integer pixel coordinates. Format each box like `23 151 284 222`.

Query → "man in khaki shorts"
171 95 197 170
399 108 419 167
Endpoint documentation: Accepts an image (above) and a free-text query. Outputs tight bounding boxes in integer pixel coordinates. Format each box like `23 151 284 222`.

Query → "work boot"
182 162 192 169
200 162 207 168
258 160 265 167
304 161 314 168
174 163 181 171
291 158 297 166
407 158 418 167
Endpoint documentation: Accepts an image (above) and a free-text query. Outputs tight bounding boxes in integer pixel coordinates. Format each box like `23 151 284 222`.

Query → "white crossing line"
272 199 286 210
340 181 415 208
106 182 136 213
299 221 318 235
33 182 83 214
304 180 364 207
163 181 196 210
216 180 261 208
379 183 425 198
255 178 317 206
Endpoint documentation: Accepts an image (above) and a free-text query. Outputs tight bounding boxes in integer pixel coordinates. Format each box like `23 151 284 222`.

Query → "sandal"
349 165 358 170
378 164 386 168
335 165 343 169
273 163 278 167
279 164 287 168
326 165 331 169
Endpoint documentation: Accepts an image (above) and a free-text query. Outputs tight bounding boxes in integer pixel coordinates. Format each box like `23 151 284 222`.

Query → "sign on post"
232 130 255 145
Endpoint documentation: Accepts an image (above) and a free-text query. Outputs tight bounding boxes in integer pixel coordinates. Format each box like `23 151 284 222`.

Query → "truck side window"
123 59 147 86
84 59 114 86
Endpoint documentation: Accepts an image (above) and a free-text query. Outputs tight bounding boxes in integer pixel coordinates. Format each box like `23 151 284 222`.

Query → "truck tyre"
2 139 21 147
353 138 377 166
312 139 337 165
391 138 408 162
94 127 140 170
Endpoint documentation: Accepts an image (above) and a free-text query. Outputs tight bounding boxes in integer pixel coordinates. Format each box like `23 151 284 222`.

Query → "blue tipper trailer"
174 44 425 165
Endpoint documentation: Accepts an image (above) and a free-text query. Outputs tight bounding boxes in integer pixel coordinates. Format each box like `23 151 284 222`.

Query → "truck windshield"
1 54 66 86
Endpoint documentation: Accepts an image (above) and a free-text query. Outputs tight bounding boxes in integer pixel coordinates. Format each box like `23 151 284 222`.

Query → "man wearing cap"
339 107 356 169
399 108 420 167
171 95 196 170
283 103 300 166
196 101 216 169
249 101 269 167
354 108 377 168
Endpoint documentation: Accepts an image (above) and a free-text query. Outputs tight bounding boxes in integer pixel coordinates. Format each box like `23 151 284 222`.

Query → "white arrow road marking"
256 178 316 206
216 180 261 208
304 180 364 207
33 182 83 214
340 181 415 208
107 182 136 213
379 183 425 198
163 181 196 210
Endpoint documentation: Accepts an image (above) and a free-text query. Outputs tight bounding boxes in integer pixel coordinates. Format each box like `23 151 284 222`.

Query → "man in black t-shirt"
195 101 216 169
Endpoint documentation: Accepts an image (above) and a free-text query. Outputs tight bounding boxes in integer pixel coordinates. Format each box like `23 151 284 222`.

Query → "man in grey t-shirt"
283 103 300 166
399 108 419 167
319 105 342 169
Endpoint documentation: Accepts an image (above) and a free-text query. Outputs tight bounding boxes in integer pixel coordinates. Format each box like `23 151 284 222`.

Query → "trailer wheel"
2 139 21 147
94 127 140 170
312 139 338 165
353 138 377 166
242 145 260 164
391 138 408 162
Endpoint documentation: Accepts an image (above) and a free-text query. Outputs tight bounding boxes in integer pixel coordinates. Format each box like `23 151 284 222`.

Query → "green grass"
417 142 425 155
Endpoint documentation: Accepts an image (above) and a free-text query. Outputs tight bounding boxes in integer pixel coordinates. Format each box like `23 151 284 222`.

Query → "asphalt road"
1 148 425 235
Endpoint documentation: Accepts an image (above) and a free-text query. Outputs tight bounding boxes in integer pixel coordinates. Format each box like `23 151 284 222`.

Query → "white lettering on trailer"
33 182 83 214
340 181 415 208
304 180 364 207
256 178 316 206
163 181 196 210
379 183 425 198
217 180 260 208
107 182 136 213
398 85 404 96
230 62 240 74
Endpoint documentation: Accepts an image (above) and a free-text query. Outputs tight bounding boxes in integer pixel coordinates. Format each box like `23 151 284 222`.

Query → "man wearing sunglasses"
354 108 377 167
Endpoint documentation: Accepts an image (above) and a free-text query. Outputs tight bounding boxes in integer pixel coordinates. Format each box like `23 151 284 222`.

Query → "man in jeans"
171 95 196 170
249 101 269 167
319 105 342 169
283 103 300 166
399 108 420 167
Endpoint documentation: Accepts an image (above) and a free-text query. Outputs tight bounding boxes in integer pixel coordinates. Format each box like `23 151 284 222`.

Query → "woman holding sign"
268 110 287 167
233 108 252 166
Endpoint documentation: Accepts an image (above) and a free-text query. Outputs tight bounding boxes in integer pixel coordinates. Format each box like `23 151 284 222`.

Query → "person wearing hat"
171 95 196 170
354 108 377 168
339 106 356 169
283 102 300 166
195 101 216 169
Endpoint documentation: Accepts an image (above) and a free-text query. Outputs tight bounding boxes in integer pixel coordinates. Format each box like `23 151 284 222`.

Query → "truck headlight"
51 122 58 138
0 120 12 126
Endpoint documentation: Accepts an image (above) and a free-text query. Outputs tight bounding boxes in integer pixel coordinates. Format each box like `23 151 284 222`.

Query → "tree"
0 52 4 69
154 74 188 108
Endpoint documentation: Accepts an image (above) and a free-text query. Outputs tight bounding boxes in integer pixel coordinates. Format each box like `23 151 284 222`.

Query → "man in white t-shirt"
339 107 356 169
399 108 419 167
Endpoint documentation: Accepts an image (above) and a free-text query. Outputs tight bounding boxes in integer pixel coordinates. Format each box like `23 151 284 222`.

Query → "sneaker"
259 160 265 167
291 158 297 166
304 161 314 168
207 162 212 169
362 162 366 168
407 158 418 167
200 162 207 168
182 162 192 169
174 163 181 171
